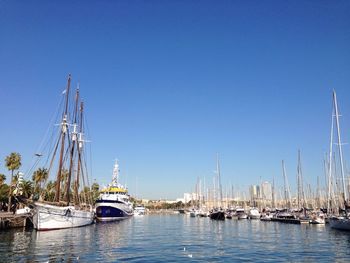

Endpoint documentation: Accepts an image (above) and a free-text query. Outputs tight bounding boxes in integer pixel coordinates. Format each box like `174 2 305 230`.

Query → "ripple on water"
2 215 350 262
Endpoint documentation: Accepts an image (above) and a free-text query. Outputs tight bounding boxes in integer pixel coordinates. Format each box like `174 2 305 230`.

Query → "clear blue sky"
1 1 350 199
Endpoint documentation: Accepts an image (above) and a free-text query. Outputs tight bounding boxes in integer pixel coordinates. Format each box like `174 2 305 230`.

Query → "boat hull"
329 217 350 230
33 202 94 231
95 201 133 221
210 211 225 220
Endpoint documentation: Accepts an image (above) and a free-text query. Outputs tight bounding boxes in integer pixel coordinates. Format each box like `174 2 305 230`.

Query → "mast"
75 100 84 204
333 90 348 204
216 153 223 208
282 160 291 209
327 100 335 213
272 175 275 208
112 160 120 186
54 74 71 202
297 150 306 209
65 88 79 204
297 151 301 210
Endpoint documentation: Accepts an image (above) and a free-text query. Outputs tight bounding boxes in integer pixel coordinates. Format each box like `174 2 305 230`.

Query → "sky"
0 1 350 200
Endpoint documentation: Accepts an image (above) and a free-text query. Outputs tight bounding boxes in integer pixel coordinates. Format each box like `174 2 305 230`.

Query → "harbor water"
1 214 350 262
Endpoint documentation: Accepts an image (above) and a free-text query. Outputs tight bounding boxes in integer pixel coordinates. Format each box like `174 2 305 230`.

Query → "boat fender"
65 208 72 217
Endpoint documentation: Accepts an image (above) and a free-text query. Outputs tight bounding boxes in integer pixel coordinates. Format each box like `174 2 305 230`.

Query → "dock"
0 212 32 230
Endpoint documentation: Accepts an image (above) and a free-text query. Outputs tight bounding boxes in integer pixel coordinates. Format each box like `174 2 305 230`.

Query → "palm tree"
60 168 69 200
5 152 21 212
32 168 48 198
0 174 6 186
44 180 56 202
21 180 33 199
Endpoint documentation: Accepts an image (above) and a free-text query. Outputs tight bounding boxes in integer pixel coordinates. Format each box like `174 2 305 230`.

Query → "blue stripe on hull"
96 206 131 221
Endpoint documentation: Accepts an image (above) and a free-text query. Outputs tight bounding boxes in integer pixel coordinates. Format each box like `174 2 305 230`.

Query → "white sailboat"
327 90 350 230
29 75 94 230
209 154 225 220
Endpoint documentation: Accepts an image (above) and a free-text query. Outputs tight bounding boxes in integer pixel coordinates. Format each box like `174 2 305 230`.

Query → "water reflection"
1 215 350 262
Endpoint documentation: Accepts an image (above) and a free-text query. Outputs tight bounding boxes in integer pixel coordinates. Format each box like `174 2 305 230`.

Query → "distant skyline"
1 1 350 199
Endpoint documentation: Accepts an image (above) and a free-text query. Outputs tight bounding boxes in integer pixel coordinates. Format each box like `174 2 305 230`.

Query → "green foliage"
43 180 56 202
5 152 22 211
91 182 99 201
0 174 6 185
0 184 9 202
32 167 49 196
5 152 22 173
145 201 185 210
21 180 33 198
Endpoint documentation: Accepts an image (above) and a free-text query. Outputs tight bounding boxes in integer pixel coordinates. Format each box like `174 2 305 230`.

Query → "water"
1 214 350 262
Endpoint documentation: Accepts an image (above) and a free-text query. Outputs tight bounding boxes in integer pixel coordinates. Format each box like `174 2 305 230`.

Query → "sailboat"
29 75 94 230
209 154 225 220
327 90 350 230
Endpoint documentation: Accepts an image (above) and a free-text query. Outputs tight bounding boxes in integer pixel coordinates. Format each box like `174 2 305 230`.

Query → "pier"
0 212 31 230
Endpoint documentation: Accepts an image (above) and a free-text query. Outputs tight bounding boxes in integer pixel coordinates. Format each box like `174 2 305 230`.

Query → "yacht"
134 205 146 216
248 208 261 219
95 160 133 221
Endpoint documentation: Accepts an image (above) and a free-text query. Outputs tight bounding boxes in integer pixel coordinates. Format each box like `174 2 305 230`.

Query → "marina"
1 1 350 262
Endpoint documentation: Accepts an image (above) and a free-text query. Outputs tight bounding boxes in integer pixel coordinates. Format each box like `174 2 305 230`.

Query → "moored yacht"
95 160 133 221
134 205 146 216
248 208 261 219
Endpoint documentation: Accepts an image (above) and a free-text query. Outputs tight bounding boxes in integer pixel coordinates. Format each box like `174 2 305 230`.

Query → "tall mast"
65 88 79 204
74 101 84 204
272 175 275 208
54 74 71 202
297 150 306 209
333 90 348 203
327 100 335 213
297 151 301 210
282 160 291 209
216 153 223 207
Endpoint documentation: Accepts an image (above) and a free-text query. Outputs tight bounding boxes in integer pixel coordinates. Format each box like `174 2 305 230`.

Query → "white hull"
248 208 261 219
329 217 350 230
134 206 146 216
33 202 94 231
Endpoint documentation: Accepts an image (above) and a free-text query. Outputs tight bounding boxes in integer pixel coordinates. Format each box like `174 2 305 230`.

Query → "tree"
21 180 33 199
60 168 69 200
91 182 100 201
0 184 9 211
44 180 56 202
0 174 6 186
32 168 49 198
5 152 21 212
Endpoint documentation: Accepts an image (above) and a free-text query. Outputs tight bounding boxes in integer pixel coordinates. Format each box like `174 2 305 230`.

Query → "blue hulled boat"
95 160 133 221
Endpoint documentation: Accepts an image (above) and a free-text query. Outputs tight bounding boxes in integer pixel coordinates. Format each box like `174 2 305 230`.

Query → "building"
249 185 260 202
183 193 199 204
261 181 272 202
